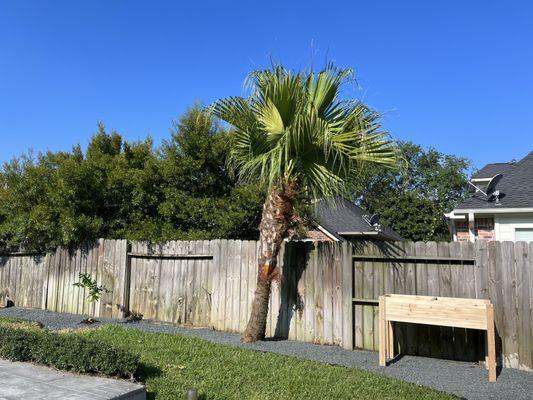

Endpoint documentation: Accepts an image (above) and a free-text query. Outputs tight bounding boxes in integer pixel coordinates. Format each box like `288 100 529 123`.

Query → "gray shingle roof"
313 197 403 241
455 151 533 210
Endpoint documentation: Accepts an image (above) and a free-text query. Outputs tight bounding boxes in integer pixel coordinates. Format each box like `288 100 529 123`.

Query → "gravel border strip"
1 307 532 400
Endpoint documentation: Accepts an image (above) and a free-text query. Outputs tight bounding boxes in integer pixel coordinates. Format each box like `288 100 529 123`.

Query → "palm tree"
211 64 399 343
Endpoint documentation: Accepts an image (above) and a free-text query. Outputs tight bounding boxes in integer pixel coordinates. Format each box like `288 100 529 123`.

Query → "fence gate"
351 240 482 361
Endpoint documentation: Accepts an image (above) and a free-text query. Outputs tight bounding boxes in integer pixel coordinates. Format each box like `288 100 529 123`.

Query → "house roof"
454 151 533 211
312 197 403 241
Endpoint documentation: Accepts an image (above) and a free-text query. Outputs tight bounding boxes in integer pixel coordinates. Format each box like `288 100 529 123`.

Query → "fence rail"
0 239 531 371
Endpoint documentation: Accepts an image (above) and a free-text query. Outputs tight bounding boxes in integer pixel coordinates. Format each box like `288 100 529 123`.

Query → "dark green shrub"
0 325 139 378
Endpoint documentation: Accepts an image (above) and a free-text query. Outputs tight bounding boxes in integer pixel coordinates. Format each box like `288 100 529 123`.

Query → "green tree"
156 105 263 241
353 142 470 241
211 64 399 342
0 106 263 252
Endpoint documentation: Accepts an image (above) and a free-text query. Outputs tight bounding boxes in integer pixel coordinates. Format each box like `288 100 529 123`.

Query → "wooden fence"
0 239 532 371
0 240 128 319
126 240 352 347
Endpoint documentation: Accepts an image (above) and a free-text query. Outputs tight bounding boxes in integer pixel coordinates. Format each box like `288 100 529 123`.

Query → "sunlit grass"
81 325 456 400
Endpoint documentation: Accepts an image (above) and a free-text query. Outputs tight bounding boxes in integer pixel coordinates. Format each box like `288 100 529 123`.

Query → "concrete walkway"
0 359 145 400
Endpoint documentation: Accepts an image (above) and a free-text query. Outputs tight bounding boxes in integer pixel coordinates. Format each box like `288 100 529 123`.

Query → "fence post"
120 240 132 318
341 241 353 350
41 252 52 310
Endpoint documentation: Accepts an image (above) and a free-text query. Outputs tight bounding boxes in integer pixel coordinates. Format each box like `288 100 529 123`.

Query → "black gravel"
1 307 532 400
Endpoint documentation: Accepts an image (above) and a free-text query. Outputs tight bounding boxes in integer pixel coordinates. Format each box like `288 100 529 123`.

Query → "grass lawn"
79 325 456 400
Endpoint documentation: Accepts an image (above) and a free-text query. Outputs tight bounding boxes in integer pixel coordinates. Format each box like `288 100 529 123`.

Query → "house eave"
451 207 533 215
337 231 379 236
316 225 341 241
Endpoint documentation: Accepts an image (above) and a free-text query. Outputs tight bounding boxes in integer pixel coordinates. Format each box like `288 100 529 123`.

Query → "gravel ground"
1 307 532 400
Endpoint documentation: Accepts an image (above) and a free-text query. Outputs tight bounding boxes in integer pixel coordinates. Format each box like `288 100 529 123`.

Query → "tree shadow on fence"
273 241 311 339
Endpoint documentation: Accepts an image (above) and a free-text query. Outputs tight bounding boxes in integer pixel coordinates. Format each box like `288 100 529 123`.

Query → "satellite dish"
486 174 503 196
468 174 504 202
363 214 381 232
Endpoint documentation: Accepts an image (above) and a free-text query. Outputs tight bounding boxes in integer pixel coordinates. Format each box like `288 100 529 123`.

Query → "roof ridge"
517 151 533 164
481 161 512 166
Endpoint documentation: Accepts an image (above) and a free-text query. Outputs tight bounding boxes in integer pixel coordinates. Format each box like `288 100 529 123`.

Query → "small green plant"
73 273 111 323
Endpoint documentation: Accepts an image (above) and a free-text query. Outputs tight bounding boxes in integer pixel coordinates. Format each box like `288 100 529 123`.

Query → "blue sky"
1 1 532 170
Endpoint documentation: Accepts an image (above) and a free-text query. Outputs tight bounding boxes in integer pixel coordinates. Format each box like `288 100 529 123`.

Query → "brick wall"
455 220 470 242
475 217 495 240
306 229 334 241
454 218 494 241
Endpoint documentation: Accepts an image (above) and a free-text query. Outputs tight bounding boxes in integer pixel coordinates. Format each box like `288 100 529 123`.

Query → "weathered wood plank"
488 241 503 367
322 243 333 344
353 246 364 349
156 241 173 323
474 240 489 300
375 241 386 351
210 240 220 327
0 256 7 305
114 240 128 318
403 241 418 355
425 241 441 359
128 242 138 316
292 243 303 341
502 241 519 368
177 241 188 325
247 241 258 334
341 241 353 350
314 243 325 344
190 240 201 325
461 241 480 361
136 241 149 320
362 241 375 351
95 239 105 318
232 240 242 333
332 242 343 346
223 239 235 331
448 241 466 361
514 241 529 370
44 248 59 310
218 239 228 331
526 242 533 370
63 249 74 314
438 242 455 360
269 242 282 337
414 241 430 357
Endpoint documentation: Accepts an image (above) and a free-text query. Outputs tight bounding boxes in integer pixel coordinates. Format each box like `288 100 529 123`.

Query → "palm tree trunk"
241 181 296 343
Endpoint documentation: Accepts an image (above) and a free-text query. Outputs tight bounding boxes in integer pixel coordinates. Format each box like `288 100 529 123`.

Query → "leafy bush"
0 106 263 252
0 323 139 378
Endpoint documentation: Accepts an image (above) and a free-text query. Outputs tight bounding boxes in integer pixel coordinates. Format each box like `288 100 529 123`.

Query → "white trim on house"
444 211 466 220
316 225 340 241
453 207 533 214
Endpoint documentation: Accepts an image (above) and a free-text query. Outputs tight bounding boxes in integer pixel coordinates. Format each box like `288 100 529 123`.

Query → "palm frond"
210 63 399 200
